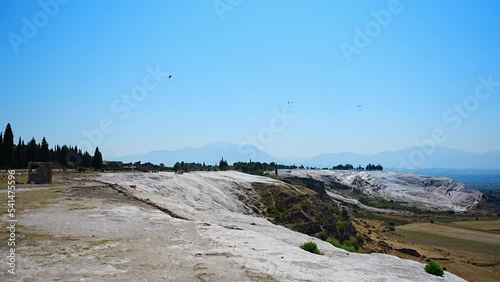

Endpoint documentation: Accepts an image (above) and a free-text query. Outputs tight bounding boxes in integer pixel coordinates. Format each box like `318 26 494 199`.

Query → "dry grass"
441 261 500 282
397 223 500 245
0 171 28 184
0 186 65 216
395 228 500 256
448 219 500 233
0 170 101 227
355 210 500 281
390 222 500 282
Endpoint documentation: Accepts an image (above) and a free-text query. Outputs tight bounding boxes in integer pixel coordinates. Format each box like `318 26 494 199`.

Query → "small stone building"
28 162 53 184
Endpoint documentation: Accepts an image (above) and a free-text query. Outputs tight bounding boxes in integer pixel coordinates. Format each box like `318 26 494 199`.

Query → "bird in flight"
357 104 363 110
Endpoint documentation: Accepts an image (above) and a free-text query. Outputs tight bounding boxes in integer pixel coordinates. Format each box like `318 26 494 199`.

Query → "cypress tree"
26 138 38 163
60 145 69 167
20 140 26 168
14 137 22 168
39 137 51 162
92 147 103 170
82 151 92 168
2 124 14 168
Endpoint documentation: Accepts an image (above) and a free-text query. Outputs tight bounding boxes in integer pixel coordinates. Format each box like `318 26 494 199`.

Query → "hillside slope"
278 170 482 212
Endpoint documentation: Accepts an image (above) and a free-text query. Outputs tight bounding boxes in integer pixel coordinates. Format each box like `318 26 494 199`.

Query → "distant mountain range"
110 142 500 170
111 142 275 166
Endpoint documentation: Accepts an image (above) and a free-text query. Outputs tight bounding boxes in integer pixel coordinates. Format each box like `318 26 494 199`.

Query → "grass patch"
425 260 444 276
0 187 65 216
328 205 340 215
347 191 427 213
300 241 321 255
301 202 310 210
266 206 289 219
326 237 360 253
336 222 346 234
326 237 340 247
360 212 410 226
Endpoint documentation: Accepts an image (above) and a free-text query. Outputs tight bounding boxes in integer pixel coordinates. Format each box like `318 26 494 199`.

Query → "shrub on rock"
425 260 444 276
300 241 321 255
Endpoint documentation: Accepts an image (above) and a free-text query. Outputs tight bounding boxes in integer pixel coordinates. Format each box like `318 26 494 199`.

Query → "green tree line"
331 163 383 171
0 123 103 170
172 158 299 176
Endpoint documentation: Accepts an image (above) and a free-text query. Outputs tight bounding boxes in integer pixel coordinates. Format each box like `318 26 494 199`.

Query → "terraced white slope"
97 171 465 281
278 169 482 212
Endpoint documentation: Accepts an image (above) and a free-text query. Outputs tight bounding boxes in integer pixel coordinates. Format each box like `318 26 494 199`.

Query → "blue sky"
1 0 499 159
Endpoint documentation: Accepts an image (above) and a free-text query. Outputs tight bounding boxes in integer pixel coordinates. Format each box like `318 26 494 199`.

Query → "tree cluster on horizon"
170 159 298 176
219 157 229 171
329 163 383 171
169 159 385 175
0 123 103 170
332 164 355 170
364 163 383 171
173 161 214 172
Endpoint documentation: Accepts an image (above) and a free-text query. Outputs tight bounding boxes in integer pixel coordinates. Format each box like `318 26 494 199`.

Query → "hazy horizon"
112 141 500 159
2 1 499 159
107 141 500 171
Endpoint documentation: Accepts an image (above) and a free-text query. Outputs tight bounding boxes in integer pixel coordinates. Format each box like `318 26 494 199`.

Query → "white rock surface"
278 169 482 212
96 171 466 281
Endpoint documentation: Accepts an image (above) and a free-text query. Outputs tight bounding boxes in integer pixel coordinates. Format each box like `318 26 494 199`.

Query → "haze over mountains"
112 142 500 170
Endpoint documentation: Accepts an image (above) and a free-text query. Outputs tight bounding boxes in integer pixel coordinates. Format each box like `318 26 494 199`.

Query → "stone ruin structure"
28 162 53 184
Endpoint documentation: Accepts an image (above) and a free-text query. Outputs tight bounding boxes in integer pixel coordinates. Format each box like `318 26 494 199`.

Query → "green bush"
326 237 340 247
410 206 421 213
336 222 347 234
328 205 340 215
425 260 444 276
340 243 358 252
356 234 365 245
317 231 329 240
326 237 359 253
359 197 373 206
377 199 389 209
300 241 321 255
